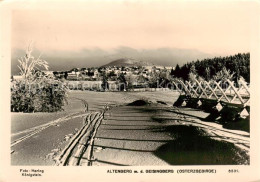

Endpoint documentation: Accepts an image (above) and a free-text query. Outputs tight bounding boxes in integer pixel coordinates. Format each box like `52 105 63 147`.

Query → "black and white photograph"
1 0 260 181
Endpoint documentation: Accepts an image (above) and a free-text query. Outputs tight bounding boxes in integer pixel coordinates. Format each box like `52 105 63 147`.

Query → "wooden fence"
172 78 250 117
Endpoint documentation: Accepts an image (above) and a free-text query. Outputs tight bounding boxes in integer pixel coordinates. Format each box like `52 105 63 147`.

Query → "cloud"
11 46 216 75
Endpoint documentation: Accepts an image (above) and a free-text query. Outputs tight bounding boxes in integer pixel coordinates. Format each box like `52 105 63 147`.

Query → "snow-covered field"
11 90 249 165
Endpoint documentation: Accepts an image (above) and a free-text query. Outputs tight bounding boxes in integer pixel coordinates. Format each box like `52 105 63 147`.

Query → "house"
93 69 100 79
165 66 174 71
114 70 121 76
42 70 54 78
42 70 54 76
67 72 78 80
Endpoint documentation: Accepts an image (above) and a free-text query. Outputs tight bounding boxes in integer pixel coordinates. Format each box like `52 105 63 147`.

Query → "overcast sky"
11 1 253 73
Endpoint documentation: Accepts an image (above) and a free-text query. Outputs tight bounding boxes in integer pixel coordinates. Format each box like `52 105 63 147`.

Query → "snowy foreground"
11 91 249 165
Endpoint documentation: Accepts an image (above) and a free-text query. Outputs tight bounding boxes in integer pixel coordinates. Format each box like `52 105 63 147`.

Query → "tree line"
170 53 250 83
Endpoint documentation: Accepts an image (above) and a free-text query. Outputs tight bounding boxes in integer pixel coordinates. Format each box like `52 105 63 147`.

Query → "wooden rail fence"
172 78 250 118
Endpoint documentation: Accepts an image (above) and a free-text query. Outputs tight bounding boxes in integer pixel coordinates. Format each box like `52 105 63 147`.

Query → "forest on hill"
171 53 250 83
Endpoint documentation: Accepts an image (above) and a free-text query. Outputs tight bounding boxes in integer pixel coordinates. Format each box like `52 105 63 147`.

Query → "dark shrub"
11 78 68 112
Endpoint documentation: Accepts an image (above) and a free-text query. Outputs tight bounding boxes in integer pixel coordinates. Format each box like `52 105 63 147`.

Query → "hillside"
102 58 154 67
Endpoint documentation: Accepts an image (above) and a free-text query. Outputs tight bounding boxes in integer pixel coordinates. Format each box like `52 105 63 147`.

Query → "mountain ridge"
102 58 155 67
